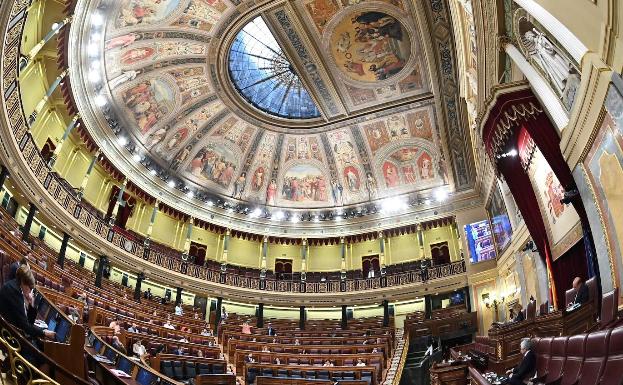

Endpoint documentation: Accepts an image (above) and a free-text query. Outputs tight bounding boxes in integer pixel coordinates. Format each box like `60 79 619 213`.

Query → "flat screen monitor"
104 347 117 362
117 356 133 375
87 333 96 346
55 319 70 343
464 220 497 264
47 317 58 332
135 368 158 385
92 339 103 352
46 309 57 325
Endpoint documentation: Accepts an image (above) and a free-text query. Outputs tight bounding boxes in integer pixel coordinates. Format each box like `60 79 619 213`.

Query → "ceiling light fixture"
250 208 262 218
167 180 176 188
88 71 101 83
94 94 107 107
91 13 104 26
118 137 128 146
273 211 285 221
132 153 142 162
149 169 157 176
434 188 449 202
186 191 194 198
290 216 300 223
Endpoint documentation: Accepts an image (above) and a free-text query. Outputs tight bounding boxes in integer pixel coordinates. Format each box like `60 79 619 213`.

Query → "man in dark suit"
506 339 536 385
0 265 55 340
267 323 277 336
513 304 525 322
572 277 589 306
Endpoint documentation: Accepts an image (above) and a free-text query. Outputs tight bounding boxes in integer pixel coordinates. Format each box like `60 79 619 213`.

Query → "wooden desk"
195 374 237 385
257 377 367 385
430 362 468 385
227 340 388 362
244 363 378 385
533 305 595 337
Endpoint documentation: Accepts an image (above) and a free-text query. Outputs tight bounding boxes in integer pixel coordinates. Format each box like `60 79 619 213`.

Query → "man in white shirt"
163 321 175 330
175 304 183 316
133 340 147 357
128 323 139 333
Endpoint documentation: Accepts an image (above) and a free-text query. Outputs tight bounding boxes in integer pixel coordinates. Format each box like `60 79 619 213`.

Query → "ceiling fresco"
71 0 474 218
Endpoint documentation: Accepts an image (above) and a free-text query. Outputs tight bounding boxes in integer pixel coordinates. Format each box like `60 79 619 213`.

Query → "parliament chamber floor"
0 0 622 384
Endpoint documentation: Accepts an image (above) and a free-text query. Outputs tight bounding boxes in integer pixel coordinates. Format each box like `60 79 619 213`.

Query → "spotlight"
132 153 142 162
91 32 102 42
250 208 262 218
149 169 157 176
167 180 176 188
118 137 128 146
273 211 285 221
380 197 408 214
313 216 319 223
290 216 300 223
434 188 448 202
207 201 214 207
496 148 518 159
88 71 101 84
91 13 104 26
94 94 107 106
186 191 194 198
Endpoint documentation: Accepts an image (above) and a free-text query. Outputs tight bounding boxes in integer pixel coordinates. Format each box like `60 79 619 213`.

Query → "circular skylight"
228 16 321 119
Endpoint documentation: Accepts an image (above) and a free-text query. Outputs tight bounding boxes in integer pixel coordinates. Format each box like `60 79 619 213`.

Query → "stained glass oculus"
229 16 321 119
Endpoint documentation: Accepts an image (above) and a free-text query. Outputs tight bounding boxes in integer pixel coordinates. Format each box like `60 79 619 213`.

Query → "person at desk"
163 320 175 330
143 288 152 300
356 359 366 367
0 266 55 340
133 340 147 357
128 323 139 333
112 335 127 354
294 338 301 346
513 304 525 322
267 323 277 336
323 360 334 367
505 339 536 385
245 353 255 363
109 317 122 334
241 320 252 334
571 277 589 306
9 255 30 281
201 327 212 336
175 303 183 316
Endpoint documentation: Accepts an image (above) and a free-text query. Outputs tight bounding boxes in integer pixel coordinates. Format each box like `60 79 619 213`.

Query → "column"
214 297 223 332
22 203 37 242
257 303 264 328
341 305 348 330
21 17 71 71
134 272 145 302
417 224 425 260
260 235 268 281
78 150 100 200
57 232 70 268
28 69 68 126
181 217 194 261
382 300 390 327
424 294 432 319
221 228 230 266
48 115 79 167
378 231 386 274
301 238 308 281
109 178 128 225
299 306 306 330
464 286 472 313
504 43 568 130
144 201 159 245
175 287 183 305
0 165 9 191
95 255 108 288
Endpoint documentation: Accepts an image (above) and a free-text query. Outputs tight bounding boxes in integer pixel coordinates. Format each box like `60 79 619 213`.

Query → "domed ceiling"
69 0 475 235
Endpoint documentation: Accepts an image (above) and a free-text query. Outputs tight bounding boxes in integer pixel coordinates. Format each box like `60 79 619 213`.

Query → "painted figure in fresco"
117 0 173 27
266 179 277 205
122 80 168 134
419 154 434 180
365 172 377 199
306 0 339 30
252 167 265 192
109 70 140 90
146 128 167 148
331 179 343 206
105 34 140 50
232 172 246 199
383 162 399 187
121 47 155 65
172 144 192 169
344 166 360 192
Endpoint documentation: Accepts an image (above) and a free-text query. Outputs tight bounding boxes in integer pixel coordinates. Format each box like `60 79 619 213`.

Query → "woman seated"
241 321 252 334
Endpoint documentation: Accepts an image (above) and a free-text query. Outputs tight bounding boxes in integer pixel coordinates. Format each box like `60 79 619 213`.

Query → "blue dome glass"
228 16 321 120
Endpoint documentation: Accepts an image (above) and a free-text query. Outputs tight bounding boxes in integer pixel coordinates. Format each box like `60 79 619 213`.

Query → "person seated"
275 357 281 365
111 336 127 354
0 266 55 341
193 312 199 320
179 336 189 343
133 339 147 357
372 347 378 353
267 323 277 336
505 339 536 385
262 345 270 352
196 350 204 358
163 320 175 330
221 306 228 320
143 288 152 300
128 323 139 333
245 353 255 363
68 307 81 323
570 277 589 306
323 360 334 367
174 346 186 356
201 328 211 336
241 320 252 334
513 304 525 322
356 358 366 367
175 303 183 316
8 255 30 281
109 317 122 334
294 338 301 346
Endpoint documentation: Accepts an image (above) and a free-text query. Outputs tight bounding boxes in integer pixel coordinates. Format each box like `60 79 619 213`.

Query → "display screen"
486 185 513 254
117 357 134 375
55 319 70 343
93 339 103 352
104 347 118 362
464 220 497 263
47 317 58 332
136 368 158 385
